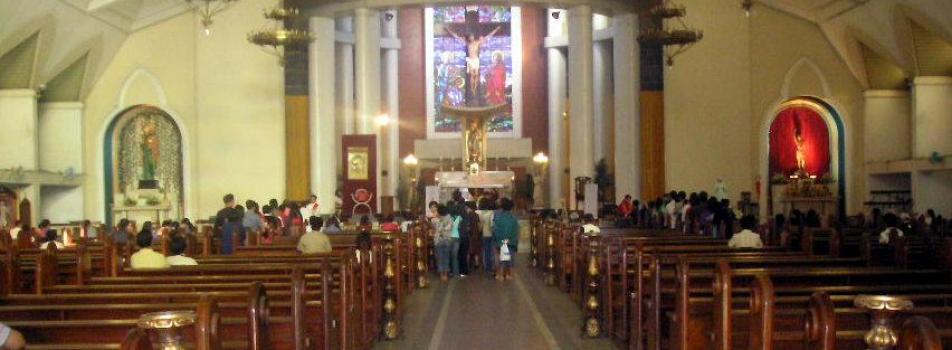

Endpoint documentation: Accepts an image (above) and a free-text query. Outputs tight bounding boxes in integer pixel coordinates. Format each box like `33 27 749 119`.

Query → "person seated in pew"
260 216 280 245
618 195 634 219
166 236 198 266
399 212 416 233
322 216 343 234
380 214 400 232
39 229 64 250
356 216 373 251
298 216 332 254
8 222 23 240
0 322 25 350
131 231 169 269
879 213 904 244
111 218 132 246
581 214 600 235
35 219 51 242
728 215 764 249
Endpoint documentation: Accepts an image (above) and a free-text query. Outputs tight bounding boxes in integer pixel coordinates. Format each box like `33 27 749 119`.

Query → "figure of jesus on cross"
444 24 501 103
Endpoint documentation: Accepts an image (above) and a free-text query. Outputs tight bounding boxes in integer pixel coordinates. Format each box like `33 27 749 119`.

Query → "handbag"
500 242 512 262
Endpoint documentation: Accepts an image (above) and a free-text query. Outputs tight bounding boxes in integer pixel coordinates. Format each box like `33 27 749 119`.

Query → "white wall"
0 89 38 170
40 186 83 223
664 0 751 200
914 171 952 217
83 0 287 221
665 1 865 213
38 102 84 172
912 77 952 158
864 90 911 162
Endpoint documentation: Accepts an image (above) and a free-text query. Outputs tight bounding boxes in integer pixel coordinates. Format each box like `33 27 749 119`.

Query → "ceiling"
757 0 952 89
59 0 191 32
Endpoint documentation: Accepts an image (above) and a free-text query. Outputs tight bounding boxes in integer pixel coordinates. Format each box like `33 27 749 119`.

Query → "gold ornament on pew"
854 295 914 350
137 310 197 350
583 238 602 338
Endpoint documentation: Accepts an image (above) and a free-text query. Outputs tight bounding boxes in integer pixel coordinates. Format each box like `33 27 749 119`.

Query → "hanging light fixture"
638 0 703 67
742 0 754 17
247 1 314 66
185 0 239 36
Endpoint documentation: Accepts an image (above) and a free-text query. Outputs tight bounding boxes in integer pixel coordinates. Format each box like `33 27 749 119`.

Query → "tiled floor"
375 255 619 350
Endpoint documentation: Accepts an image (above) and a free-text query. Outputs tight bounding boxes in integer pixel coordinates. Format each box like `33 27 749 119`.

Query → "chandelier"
185 0 239 35
638 1 703 67
247 2 314 66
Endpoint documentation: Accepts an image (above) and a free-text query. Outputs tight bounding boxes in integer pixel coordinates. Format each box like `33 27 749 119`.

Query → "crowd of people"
427 190 520 282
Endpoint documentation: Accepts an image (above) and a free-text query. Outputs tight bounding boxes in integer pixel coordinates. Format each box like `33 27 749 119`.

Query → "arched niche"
763 96 846 222
103 105 184 226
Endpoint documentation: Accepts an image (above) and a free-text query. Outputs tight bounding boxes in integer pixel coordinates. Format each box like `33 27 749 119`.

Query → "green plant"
123 197 137 207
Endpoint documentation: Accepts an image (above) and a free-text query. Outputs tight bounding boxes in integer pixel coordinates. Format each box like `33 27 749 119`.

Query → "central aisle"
375 255 618 350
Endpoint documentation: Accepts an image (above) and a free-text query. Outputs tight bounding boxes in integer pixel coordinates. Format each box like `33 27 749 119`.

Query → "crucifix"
439 8 507 105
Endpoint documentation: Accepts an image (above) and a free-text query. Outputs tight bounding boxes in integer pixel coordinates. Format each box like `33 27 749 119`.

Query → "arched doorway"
103 105 184 226
763 96 846 222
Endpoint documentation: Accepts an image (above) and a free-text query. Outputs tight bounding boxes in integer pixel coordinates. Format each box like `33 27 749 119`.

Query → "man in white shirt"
728 215 763 249
878 213 904 244
39 229 65 250
130 232 169 269
166 236 198 266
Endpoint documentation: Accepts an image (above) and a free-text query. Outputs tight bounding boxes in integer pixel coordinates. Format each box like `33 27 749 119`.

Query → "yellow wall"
82 0 286 220
665 0 865 213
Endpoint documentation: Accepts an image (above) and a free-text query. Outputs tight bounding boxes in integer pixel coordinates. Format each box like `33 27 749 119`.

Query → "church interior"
1 0 952 349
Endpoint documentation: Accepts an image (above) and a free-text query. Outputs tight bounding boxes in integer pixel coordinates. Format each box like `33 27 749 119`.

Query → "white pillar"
309 17 338 215
382 11 401 208
568 5 595 209
547 9 567 209
613 13 641 200
863 90 910 162
593 41 610 162
354 8 381 135
547 49 567 209
336 17 355 136
0 89 38 170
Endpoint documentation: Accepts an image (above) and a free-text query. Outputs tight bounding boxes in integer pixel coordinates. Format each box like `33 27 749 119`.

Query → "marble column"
382 11 401 208
568 5 595 209
354 8 381 135
613 13 641 200
309 17 338 215
547 9 567 209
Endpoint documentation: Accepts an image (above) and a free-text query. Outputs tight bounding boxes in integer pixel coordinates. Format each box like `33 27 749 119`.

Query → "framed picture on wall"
347 147 370 181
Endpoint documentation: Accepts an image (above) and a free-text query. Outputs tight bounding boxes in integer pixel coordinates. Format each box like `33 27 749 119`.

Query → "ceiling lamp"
638 0 703 67
742 0 754 17
185 0 239 36
247 2 314 66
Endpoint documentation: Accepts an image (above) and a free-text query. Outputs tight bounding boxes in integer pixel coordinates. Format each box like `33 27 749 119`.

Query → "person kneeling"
166 236 198 266
728 215 764 249
298 216 332 254
131 231 169 269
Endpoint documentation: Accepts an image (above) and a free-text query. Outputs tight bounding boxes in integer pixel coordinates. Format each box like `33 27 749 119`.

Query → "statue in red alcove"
794 115 807 172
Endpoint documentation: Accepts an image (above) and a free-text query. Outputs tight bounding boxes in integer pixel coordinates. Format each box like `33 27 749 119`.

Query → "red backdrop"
769 107 830 177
